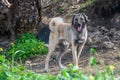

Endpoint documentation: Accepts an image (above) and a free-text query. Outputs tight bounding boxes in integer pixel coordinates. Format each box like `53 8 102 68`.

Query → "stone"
103 41 115 49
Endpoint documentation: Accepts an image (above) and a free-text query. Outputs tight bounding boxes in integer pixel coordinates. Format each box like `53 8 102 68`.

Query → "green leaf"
90 48 96 55
0 55 5 62
15 50 25 55
89 56 96 66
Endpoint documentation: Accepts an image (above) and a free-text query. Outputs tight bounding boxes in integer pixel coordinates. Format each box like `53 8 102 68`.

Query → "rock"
103 36 110 41
103 41 115 49
111 13 120 28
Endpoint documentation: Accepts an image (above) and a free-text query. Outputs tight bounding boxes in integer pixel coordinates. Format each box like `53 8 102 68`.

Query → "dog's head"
71 13 88 33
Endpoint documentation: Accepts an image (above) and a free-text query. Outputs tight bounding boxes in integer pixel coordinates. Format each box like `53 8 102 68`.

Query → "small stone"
103 41 115 49
25 61 31 65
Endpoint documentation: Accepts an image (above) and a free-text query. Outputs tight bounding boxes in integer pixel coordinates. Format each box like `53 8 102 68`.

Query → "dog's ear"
71 14 75 25
82 13 89 23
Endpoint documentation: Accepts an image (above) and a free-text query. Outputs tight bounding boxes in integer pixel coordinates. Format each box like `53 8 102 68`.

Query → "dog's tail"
49 17 64 32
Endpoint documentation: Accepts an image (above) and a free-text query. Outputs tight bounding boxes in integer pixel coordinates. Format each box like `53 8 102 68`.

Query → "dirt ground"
24 47 120 77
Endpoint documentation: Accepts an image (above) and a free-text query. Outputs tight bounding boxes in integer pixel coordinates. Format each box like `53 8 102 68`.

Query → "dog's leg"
57 40 70 69
72 44 79 69
57 45 65 69
57 52 65 69
44 32 56 72
45 46 55 72
78 30 87 60
77 41 86 60
57 49 71 69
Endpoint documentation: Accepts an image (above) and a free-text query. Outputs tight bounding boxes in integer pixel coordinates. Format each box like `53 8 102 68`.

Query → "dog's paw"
78 40 84 43
59 66 67 70
44 68 50 73
75 66 79 69
74 66 82 70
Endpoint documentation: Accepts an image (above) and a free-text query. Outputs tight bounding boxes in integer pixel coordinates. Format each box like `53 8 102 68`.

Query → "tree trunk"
8 0 41 35
93 0 120 19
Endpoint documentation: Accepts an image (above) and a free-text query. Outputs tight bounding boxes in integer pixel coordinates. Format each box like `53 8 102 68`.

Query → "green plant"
51 0 56 3
3 33 48 60
1 39 120 80
0 53 119 80
57 6 64 14
57 64 88 80
57 64 119 80
0 54 57 80
89 48 97 67
79 0 96 10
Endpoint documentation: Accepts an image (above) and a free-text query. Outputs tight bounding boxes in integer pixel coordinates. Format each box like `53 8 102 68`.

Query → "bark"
0 0 42 38
8 0 41 35
93 0 120 19
0 0 11 34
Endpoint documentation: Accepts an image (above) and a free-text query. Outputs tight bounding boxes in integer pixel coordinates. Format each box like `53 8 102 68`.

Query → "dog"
45 13 88 72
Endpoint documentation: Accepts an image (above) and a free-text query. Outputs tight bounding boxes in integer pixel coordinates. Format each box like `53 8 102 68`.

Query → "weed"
89 48 97 67
0 55 56 80
57 64 119 80
79 0 96 10
1 39 120 80
57 6 64 14
0 49 119 80
3 33 48 60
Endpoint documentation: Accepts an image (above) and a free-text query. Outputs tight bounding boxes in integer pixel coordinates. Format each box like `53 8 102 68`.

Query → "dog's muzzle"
74 22 85 33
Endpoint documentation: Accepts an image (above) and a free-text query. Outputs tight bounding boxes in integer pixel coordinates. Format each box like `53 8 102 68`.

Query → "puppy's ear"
82 13 89 23
71 14 75 25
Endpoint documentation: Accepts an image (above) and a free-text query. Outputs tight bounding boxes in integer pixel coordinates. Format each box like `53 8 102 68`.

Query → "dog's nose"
76 23 81 26
78 23 81 26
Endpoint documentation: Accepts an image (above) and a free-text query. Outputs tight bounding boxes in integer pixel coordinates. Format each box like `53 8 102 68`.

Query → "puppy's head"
72 13 88 33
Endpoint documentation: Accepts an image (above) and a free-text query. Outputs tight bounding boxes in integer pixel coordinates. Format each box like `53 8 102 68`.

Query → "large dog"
45 13 88 72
